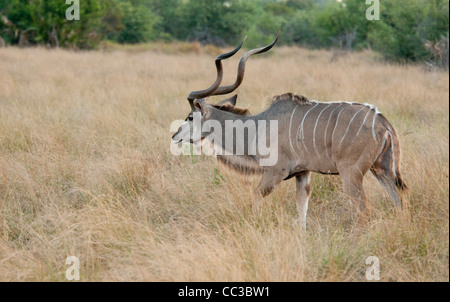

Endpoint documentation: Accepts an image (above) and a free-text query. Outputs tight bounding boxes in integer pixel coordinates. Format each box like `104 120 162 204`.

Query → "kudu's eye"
187 116 193 121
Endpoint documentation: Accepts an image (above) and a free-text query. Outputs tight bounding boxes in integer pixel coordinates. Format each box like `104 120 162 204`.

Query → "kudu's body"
172 34 407 228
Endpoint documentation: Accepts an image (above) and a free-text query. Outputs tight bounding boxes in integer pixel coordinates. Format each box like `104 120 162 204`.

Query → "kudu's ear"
216 94 238 108
193 99 203 110
193 99 209 116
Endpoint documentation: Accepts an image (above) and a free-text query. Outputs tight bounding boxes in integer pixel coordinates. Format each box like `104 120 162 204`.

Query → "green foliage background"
0 0 448 62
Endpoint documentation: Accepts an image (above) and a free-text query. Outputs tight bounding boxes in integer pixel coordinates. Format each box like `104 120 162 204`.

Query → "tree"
368 0 449 62
114 0 159 44
176 0 256 45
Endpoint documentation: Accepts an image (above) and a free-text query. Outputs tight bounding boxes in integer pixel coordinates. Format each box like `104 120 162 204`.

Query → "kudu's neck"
207 108 264 175
206 105 279 174
209 107 253 123
207 107 256 151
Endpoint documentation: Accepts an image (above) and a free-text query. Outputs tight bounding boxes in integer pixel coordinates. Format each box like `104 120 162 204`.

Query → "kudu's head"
171 33 280 145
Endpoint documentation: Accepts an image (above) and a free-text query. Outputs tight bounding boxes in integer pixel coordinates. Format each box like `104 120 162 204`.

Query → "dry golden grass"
0 45 448 281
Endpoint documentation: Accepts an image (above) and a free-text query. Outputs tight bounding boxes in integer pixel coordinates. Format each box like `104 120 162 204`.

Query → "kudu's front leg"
295 172 311 229
254 168 289 214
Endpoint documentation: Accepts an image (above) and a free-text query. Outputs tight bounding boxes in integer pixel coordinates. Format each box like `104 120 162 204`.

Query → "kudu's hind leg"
339 167 371 223
295 172 311 229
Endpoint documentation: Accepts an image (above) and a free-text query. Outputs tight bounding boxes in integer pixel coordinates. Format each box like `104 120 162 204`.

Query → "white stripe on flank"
339 106 366 148
313 103 332 157
371 108 381 141
390 132 396 177
355 108 372 137
330 105 348 143
323 103 343 151
289 105 300 160
297 102 319 152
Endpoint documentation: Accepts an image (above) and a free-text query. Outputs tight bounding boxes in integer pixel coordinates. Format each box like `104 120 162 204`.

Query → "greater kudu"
171 34 407 228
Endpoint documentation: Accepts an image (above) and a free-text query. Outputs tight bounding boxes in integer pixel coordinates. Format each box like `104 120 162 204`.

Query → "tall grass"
0 45 448 281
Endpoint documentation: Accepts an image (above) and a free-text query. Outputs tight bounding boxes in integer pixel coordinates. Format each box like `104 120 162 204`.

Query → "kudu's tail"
370 115 408 208
376 115 408 192
389 122 408 191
